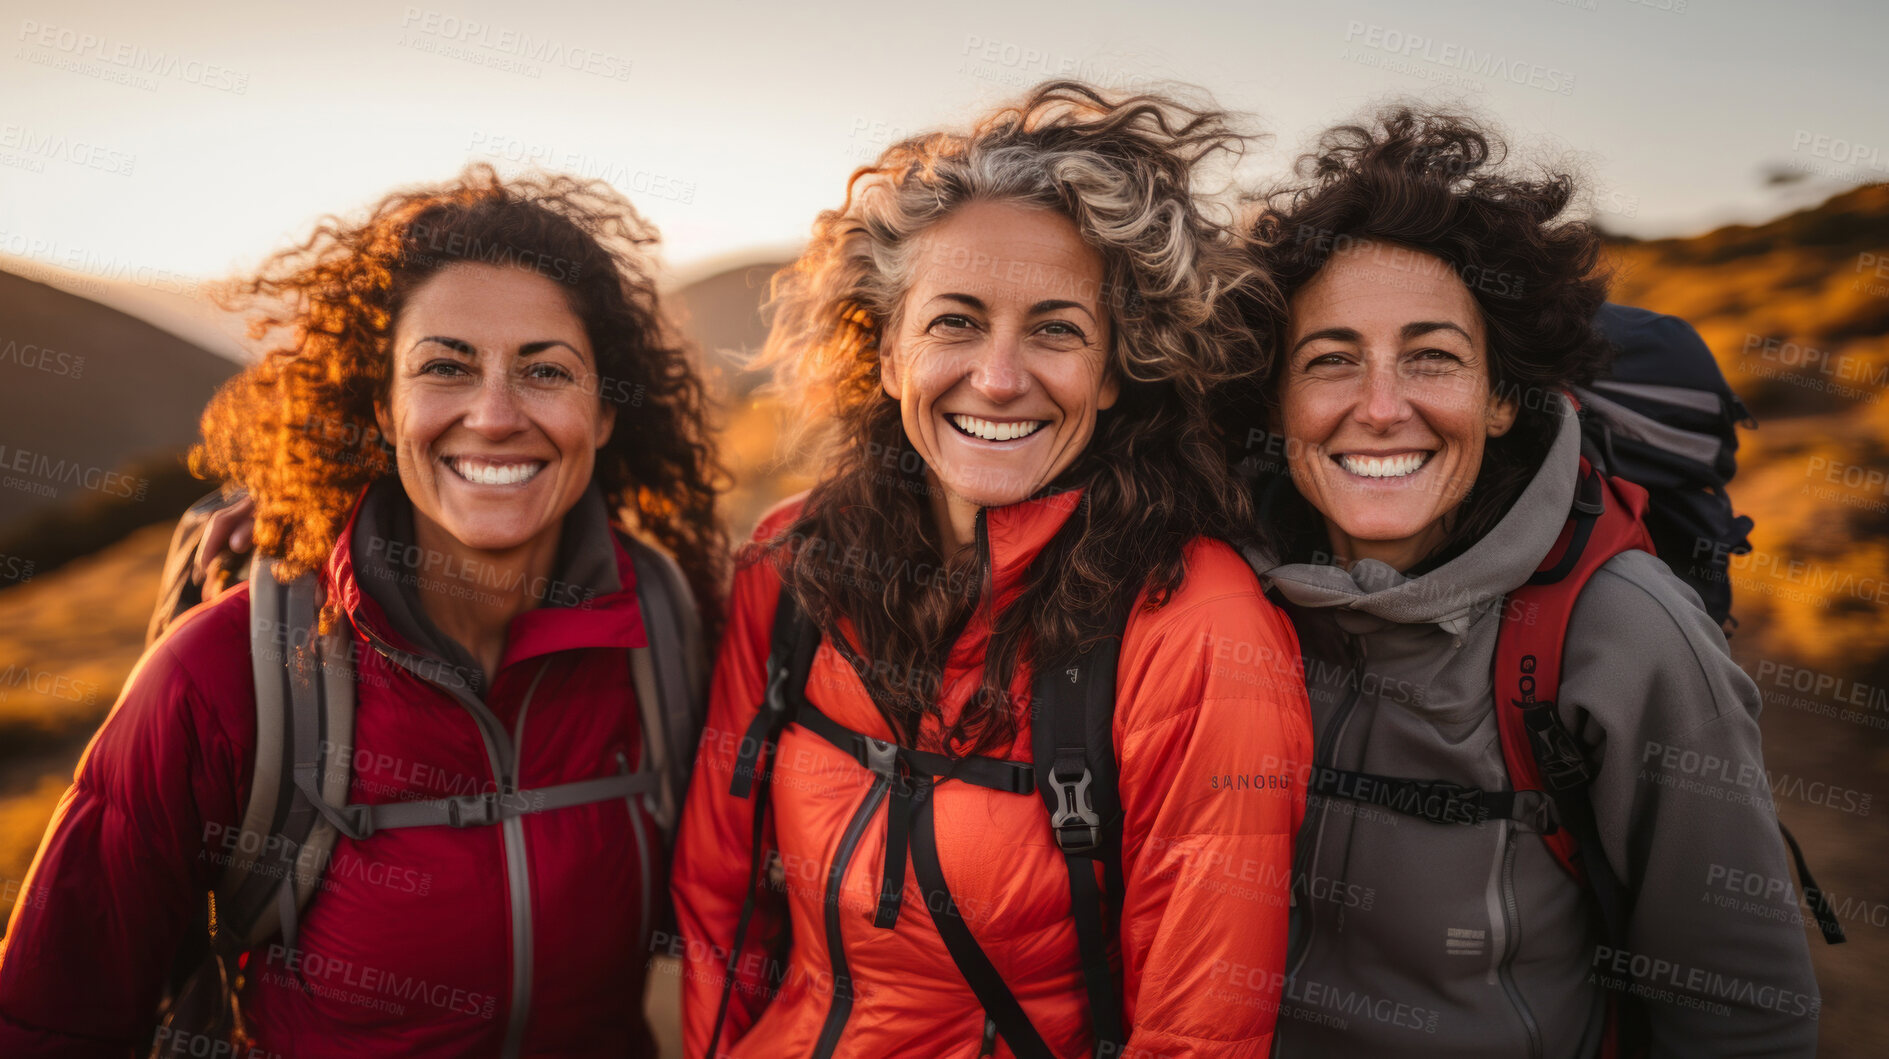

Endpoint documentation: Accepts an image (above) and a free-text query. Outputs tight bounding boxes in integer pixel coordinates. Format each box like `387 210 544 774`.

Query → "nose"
464 369 530 438
1352 359 1412 431
966 329 1032 403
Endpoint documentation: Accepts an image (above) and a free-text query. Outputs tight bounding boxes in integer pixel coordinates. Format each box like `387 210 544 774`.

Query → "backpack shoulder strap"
1496 458 1650 886
705 578 816 1059
216 562 356 953
1030 605 1129 1057
622 535 708 841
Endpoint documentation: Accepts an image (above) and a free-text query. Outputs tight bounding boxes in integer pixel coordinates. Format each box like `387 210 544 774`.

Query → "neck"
927 473 982 556
1324 520 1448 574
409 511 561 682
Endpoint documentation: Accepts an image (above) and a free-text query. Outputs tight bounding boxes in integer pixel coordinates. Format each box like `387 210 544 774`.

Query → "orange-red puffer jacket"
672 489 1313 1059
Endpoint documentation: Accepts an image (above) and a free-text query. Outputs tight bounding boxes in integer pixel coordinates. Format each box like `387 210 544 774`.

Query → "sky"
1 0 1885 291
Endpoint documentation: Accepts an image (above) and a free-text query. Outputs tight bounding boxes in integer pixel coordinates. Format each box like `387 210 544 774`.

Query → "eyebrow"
931 293 1098 323
1401 321 1474 343
1289 327 1360 356
409 337 582 357
1288 321 1474 357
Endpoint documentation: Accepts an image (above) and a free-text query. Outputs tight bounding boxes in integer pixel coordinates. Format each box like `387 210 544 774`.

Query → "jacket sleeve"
1111 544 1315 1059
1562 551 1821 1058
0 622 250 1058
672 537 791 1058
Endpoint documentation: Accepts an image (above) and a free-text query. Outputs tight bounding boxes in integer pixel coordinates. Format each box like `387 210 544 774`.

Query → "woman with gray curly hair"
672 81 1313 1058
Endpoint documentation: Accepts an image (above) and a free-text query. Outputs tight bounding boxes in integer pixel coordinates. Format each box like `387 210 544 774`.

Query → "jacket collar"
325 477 647 693
982 485 1085 612
1258 395 1583 637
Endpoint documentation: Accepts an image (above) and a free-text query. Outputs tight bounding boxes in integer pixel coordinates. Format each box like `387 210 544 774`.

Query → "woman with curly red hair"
0 165 722 1057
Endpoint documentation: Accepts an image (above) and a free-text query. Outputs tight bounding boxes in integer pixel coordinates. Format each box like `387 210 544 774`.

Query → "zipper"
1495 824 1543 1059
617 750 656 948
1284 640 1366 981
358 625 543 1059
809 776 892 1059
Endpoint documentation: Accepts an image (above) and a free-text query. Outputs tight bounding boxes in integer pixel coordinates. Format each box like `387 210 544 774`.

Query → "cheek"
1277 383 1332 446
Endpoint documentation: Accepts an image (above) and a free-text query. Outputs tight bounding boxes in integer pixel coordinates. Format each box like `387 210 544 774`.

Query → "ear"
595 399 617 449
879 333 901 400
374 400 393 447
1485 388 1519 438
1098 367 1120 411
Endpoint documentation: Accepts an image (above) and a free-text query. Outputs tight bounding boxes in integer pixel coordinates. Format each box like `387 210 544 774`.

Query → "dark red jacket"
0 482 662 1057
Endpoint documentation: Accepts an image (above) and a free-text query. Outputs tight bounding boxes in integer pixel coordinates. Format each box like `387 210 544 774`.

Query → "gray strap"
627 538 707 840
326 770 660 837
1574 385 1727 468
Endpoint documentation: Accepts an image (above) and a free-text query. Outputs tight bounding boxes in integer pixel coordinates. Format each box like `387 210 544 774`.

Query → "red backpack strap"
1497 457 1656 1059
1495 455 1653 882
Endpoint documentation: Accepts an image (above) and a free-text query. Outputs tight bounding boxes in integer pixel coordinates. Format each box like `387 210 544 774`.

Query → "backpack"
1579 303 1756 631
145 488 708 1056
708 579 1128 1059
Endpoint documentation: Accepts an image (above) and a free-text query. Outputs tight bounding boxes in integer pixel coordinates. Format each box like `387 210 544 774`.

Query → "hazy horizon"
3 0 1885 293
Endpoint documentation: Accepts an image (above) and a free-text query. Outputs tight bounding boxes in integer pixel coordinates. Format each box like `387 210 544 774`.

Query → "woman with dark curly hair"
1237 110 1819 1057
672 82 1312 1058
0 165 722 1057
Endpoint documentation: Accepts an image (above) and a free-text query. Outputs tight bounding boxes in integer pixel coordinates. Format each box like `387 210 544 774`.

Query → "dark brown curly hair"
1235 106 1612 566
760 80 1276 754
191 163 727 634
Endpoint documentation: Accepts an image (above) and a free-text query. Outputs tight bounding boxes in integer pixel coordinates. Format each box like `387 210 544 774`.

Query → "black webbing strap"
729 592 816 799
707 590 813 1057
795 702 1036 795
911 789 1056 1059
1031 622 1127 1058
1778 822 1847 944
1308 766 1558 831
794 700 1036 932
705 761 775 1059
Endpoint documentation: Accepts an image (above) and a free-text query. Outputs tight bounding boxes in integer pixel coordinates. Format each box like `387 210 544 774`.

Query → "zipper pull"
979 1014 998 1057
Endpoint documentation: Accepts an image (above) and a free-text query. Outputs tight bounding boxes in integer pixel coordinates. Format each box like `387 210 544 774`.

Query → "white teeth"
949 414 1046 442
1337 452 1430 479
449 458 545 486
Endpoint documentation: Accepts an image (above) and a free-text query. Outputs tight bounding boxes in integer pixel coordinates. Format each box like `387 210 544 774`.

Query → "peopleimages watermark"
956 34 1155 93
469 131 696 205
1800 455 1889 515
1739 333 1886 403
0 229 203 296
1590 944 1818 1019
396 8 632 81
1342 21 1576 95
0 443 150 502
14 19 251 93
260 943 498 1019
1641 738 1873 816
0 338 84 379
0 122 135 177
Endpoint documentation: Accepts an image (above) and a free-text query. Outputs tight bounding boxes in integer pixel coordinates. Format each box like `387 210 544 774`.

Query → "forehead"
1290 242 1483 339
395 263 586 343
909 201 1105 308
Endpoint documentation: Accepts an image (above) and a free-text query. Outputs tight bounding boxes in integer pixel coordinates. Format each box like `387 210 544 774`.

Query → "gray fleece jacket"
1251 397 1820 1058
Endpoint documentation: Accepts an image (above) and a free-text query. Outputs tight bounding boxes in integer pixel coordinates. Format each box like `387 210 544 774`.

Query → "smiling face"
1279 241 1517 571
880 201 1116 544
376 262 614 558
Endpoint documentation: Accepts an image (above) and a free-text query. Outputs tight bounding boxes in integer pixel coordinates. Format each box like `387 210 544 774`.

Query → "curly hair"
1237 105 1612 565
760 80 1275 753
191 163 727 635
